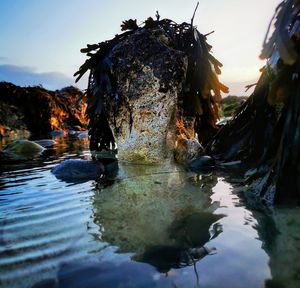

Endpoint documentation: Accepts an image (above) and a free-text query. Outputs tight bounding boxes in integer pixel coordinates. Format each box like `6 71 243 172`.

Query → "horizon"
0 0 281 95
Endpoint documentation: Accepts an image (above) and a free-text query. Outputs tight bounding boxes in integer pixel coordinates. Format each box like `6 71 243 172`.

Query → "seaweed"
75 8 228 152
208 0 300 205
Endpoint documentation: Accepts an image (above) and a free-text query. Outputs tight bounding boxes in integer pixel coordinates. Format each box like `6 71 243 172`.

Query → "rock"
50 130 66 137
188 155 215 173
51 159 104 181
174 138 204 165
3 139 44 159
217 117 232 126
33 139 56 147
77 131 89 139
78 18 228 163
68 130 81 137
0 82 87 138
106 31 188 163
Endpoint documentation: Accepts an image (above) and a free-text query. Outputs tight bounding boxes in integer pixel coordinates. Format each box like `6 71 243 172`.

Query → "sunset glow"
0 0 281 95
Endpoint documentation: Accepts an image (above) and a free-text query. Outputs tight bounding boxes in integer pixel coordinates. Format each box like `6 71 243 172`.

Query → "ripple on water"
0 138 299 288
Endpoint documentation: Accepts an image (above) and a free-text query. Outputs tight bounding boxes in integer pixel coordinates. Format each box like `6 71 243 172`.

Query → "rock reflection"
92 162 224 273
136 212 224 273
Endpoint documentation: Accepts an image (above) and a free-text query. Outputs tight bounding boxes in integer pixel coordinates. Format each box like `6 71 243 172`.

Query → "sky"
0 0 281 95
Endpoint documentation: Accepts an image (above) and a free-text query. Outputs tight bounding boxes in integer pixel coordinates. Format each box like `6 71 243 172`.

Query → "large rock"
107 29 188 163
77 19 227 164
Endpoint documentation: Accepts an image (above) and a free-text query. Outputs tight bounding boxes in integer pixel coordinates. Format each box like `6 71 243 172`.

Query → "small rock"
33 139 57 148
217 117 232 126
4 139 44 159
188 155 215 173
174 138 204 165
68 130 81 137
50 130 66 137
77 131 89 139
51 159 104 181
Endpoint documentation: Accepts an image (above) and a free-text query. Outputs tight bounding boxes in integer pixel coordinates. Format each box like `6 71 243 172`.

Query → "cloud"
0 64 78 90
0 64 257 96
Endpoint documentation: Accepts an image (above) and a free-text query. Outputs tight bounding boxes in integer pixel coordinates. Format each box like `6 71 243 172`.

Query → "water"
0 138 299 288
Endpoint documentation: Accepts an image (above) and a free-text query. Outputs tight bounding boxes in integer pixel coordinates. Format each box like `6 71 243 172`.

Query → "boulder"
76 17 227 164
107 30 188 163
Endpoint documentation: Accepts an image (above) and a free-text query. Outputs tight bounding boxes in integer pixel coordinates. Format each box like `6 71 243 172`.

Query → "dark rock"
68 130 81 137
51 159 104 181
0 82 87 138
188 155 215 173
33 139 56 147
77 131 89 139
174 138 204 165
50 130 66 137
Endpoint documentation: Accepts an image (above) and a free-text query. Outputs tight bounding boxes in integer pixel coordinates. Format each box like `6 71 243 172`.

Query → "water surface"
0 138 299 288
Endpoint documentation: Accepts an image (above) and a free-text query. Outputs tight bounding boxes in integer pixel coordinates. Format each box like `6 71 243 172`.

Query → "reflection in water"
251 207 300 288
0 137 299 288
136 212 224 274
92 162 220 256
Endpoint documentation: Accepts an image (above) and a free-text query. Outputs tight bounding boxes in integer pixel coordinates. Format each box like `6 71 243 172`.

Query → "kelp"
75 10 228 152
208 0 300 205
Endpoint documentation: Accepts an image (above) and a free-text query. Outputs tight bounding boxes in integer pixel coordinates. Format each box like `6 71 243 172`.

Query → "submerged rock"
3 139 44 159
51 159 104 181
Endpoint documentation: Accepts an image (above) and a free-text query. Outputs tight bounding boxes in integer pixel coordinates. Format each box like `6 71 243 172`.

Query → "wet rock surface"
107 29 188 163
51 159 104 181
3 139 45 159
174 138 204 165
76 17 227 164
33 139 57 148
188 155 216 173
